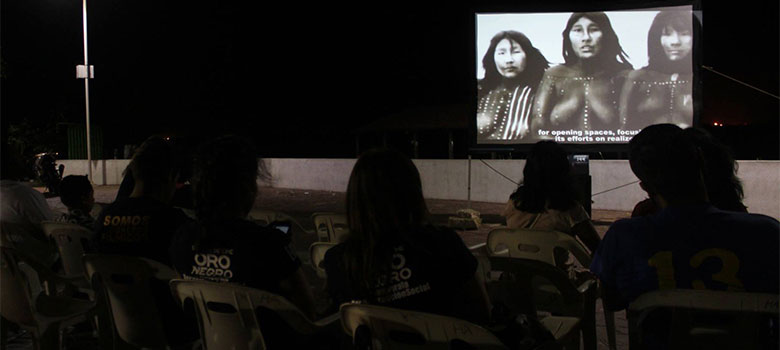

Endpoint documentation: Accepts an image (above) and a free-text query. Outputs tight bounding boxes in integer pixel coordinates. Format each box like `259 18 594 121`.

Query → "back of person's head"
344 148 429 290
514 141 578 212
682 127 745 211
169 136 196 185
346 148 429 242
59 175 93 210
128 136 178 194
629 124 707 204
192 135 268 221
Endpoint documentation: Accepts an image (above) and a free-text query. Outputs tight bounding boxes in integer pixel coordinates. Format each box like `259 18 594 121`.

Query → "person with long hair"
323 149 492 324
530 12 633 140
92 136 198 346
591 124 778 336
93 136 190 264
631 126 747 217
503 141 600 269
620 10 698 130
169 135 317 320
477 31 549 141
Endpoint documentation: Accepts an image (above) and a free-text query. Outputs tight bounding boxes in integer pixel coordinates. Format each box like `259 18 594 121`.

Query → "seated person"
91 136 197 346
0 145 59 267
502 141 600 269
323 149 492 325
116 136 195 211
169 136 319 347
92 136 192 264
57 175 96 228
591 124 779 312
631 126 748 217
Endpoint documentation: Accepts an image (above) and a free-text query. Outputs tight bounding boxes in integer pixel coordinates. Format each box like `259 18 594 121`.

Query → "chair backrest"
628 289 780 349
312 213 349 243
486 227 591 267
340 303 507 350
83 254 179 348
309 242 336 278
170 279 320 350
41 221 93 278
0 247 38 328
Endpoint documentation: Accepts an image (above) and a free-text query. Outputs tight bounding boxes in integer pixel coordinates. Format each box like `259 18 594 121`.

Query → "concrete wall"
60 159 131 186
59 158 780 219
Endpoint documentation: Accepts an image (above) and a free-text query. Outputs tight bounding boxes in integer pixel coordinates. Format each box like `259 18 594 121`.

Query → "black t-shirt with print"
92 196 192 265
323 225 477 318
91 196 197 346
170 218 301 294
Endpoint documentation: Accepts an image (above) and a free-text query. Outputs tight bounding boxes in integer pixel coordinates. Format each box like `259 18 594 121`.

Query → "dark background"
2 1 778 160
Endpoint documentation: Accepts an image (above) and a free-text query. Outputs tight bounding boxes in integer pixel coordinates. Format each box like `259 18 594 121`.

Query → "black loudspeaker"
568 155 592 218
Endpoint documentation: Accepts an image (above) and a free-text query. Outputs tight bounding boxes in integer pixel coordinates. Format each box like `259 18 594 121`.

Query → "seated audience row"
2 124 777 349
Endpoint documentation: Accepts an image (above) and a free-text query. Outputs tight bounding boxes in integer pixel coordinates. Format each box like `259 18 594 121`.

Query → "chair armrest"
468 243 487 251
576 278 597 294
313 312 341 327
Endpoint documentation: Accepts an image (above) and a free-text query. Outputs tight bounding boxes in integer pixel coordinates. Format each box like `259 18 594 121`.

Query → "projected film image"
476 6 697 144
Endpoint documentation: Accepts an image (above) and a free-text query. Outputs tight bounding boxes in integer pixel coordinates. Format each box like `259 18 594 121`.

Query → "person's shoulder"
604 216 649 238
418 225 469 250
543 64 573 77
173 220 203 239
717 210 779 232
421 224 460 239
220 219 286 240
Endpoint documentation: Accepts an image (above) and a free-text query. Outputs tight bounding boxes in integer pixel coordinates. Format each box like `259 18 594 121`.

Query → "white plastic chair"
41 221 93 279
340 303 508 350
0 247 95 350
486 227 608 350
311 212 349 243
628 289 779 350
170 279 340 350
309 242 337 279
83 254 182 349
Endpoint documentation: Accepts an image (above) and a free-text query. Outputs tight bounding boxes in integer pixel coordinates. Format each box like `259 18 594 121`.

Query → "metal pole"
467 155 472 210
82 0 93 183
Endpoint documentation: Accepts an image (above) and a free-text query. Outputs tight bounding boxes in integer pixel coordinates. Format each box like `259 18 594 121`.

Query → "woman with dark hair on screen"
477 31 550 141
620 10 698 130
323 149 492 325
502 141 601 271
531 12 633 140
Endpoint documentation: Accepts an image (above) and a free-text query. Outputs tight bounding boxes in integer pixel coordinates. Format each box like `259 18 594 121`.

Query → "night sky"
2 1 778 159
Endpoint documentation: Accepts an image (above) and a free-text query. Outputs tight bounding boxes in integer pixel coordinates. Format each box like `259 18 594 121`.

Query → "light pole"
76 0 93 182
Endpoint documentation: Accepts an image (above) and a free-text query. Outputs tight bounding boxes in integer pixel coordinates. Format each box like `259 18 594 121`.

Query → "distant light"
165 136 171 141
713 122 718 126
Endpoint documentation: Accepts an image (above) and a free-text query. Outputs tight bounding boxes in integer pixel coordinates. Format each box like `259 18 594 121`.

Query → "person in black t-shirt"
91 136 197 347
93 136 191 264
169 135 316 320
323 149 492 325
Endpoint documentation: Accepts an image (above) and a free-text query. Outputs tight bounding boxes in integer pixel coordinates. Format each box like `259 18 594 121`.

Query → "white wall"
58 158 780 219
738 161 780 218
59 159 131 186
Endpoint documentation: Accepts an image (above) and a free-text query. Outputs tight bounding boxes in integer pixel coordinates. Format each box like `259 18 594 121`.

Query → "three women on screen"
478 10 696 142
